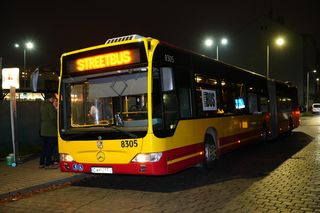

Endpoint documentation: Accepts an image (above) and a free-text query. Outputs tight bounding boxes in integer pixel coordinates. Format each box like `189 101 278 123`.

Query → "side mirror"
30 68 40 92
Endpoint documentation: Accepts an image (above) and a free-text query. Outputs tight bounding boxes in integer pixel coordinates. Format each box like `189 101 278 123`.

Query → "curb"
0 174 92 204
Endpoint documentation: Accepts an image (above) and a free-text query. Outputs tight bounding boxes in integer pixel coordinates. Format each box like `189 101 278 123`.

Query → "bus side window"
152 68 164 129
248 93 258 113
163 93 178 129
161 67 178 130
221 85 236 113
179 88 191 118
259 96 269 112
235 83 248 114
195 74 219 117
277 96 292 112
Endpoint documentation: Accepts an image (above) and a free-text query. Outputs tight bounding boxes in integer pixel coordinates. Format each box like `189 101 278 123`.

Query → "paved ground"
223 140 320 211
221 116 320 212
0 157 89 203
0 116 319 212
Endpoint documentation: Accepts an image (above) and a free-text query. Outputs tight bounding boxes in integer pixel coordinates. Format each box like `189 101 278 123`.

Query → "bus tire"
287 118 293 135
203 134 217 169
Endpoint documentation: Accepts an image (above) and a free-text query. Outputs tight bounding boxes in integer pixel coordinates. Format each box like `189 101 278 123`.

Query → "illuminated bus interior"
60 67 148 139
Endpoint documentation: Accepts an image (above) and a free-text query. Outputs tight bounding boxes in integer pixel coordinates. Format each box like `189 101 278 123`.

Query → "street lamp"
204 37 228 60
14 41 34 70
266 36 285 79
306 69 317 112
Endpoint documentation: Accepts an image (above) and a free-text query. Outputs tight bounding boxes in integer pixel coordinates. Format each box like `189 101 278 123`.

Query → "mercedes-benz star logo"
96 151 105 162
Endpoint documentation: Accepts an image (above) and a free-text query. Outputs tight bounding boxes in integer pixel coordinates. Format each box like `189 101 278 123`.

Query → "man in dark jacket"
39 93 58 169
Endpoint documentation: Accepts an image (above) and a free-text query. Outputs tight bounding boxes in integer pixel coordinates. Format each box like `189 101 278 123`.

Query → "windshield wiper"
71 124 109 128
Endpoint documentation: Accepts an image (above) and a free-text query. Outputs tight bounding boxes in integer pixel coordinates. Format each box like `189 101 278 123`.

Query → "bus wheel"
287 118 293 135
203 134 217 168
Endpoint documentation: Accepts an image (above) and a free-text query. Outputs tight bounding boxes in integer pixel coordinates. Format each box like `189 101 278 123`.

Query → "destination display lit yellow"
75 49 140 71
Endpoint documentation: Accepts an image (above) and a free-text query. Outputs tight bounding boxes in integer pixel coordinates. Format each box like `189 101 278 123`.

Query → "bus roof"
157 39 267 79
61 34 294 87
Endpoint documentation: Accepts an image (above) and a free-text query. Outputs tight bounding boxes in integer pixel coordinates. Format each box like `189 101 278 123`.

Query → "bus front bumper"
60 160 169 176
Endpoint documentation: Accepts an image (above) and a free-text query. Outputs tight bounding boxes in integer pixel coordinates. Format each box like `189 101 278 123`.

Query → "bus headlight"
132 152 162 163
60 153 74 162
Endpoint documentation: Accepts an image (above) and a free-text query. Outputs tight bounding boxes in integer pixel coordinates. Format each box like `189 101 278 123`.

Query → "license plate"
91 167 113 174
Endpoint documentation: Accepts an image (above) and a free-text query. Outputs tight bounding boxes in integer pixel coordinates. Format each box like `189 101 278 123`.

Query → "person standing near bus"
39 93 58 169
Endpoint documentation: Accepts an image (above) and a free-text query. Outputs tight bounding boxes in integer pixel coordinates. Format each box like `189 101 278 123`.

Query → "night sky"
0 0 319 71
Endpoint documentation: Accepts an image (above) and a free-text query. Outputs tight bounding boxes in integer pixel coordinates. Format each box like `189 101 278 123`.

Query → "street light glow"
14 41 36 70
221 38 228 45
204 38 213 47
25 42 34 50
275 37 285 46
203 37 229 60
266 36 287 79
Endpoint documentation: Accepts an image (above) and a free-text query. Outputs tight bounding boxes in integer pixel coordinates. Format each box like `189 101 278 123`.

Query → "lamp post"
266 37 285 79
306 69 317 112
14 41 34 70
204 37 228 60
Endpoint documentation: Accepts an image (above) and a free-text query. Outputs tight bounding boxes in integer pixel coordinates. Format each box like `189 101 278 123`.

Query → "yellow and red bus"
58 35 300 175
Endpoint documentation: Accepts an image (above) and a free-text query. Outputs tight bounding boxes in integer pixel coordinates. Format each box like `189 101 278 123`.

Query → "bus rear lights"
264 113 271 121
60 153 74 162
132 152 162 163
293 110 300 116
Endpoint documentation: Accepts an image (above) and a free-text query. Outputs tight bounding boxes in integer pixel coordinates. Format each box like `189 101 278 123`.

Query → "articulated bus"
58 35 300 175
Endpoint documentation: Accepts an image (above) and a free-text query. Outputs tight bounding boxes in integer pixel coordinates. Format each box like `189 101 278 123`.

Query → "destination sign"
66 49 141 73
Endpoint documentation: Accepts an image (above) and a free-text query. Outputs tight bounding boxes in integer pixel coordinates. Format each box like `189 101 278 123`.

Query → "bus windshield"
61 67 148 138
